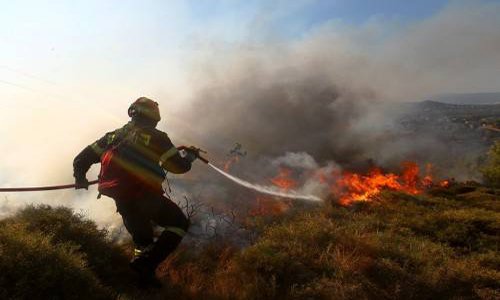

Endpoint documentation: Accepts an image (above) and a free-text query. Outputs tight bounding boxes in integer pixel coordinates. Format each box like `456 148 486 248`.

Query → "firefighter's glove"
178 145 204 163
75 177 90 190
183 148 198 163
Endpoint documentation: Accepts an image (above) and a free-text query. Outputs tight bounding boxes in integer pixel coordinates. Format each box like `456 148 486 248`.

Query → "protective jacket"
73 121 191 198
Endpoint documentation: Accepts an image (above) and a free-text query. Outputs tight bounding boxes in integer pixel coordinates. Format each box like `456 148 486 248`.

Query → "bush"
0 222 111 299
10 205 132 290
223 192 500 299
1 189 498 299
481 141 500 187
157 190 499 300
0 205 134 299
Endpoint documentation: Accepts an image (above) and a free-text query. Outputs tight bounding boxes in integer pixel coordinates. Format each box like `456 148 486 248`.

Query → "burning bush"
481 141 500 187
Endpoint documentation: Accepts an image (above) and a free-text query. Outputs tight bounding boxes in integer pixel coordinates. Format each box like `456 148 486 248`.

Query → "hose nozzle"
178 146 209 164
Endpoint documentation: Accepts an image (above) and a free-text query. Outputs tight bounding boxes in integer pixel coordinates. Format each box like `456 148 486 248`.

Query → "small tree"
481 141 500 187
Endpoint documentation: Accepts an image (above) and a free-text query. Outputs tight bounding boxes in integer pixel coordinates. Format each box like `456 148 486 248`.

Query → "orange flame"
224 156 240 172
265 161 450 207
422 163 434 188
333 162 439 205
270 168 297 191
439 180 450 188
249 197 291 216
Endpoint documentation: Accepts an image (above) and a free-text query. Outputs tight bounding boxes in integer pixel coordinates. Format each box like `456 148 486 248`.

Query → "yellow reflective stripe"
106 133 116 144
159 147 178 164
90 143 104 155
139 133 151 146
165 226 186 237
134 248 142 257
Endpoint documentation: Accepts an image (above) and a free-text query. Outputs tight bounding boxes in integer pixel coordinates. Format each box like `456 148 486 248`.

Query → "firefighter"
73 97 198 287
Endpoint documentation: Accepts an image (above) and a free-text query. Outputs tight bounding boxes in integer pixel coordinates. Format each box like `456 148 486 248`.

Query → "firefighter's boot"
130 229 184 288
130 247 162 289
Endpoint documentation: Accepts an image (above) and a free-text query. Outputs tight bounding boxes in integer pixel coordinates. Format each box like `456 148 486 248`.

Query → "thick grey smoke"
174 1 500 183
160 2 500 223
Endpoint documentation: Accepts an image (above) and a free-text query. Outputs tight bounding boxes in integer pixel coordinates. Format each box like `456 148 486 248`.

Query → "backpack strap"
107 123 135 151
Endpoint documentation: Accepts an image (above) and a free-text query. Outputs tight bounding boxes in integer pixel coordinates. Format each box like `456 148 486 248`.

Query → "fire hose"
0 180 99 192
0 149 321 201
0 146 208 193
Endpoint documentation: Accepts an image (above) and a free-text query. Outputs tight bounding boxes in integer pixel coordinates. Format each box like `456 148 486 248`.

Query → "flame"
400 161 420 194
422 163 434 188
270 168 297 191
422 175 434 188
332 161 440 205
249 197 291 216
439 180 450 188
262 161 451 207
224 156 240 172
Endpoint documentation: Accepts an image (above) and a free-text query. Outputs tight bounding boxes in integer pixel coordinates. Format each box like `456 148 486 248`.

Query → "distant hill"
429 93 500 105
415 100 500 113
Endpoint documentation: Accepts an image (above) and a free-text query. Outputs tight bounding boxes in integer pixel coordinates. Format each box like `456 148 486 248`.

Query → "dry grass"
154 186 499 300
0 184 498 299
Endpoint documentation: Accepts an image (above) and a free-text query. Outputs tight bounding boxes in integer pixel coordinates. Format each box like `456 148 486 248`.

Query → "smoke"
163 1 500 217
176 0 500 178
1 1 500 229
272 152 319 170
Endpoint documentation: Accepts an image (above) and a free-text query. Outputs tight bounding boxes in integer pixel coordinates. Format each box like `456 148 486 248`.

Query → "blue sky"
189 0 449 25
187 0 449 35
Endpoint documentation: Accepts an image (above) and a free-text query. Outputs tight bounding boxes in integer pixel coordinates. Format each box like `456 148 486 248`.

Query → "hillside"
399 100 500 138
0 182 498 299
429 93 500 105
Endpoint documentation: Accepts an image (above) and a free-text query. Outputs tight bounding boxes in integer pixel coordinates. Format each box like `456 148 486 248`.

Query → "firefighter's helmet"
128 97 161 122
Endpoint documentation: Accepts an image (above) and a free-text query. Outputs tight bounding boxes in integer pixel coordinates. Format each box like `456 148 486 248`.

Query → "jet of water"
208 163 322 201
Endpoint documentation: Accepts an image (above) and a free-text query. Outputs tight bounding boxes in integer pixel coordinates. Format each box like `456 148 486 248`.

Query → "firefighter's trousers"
114 193 189 253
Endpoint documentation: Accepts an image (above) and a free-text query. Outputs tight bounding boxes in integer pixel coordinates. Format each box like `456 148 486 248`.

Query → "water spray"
187 148 322 201
208 163 322 201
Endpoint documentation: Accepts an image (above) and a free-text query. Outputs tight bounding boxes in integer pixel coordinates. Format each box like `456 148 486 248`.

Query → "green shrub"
481 141 500 187
0 205 137 299
9 205 132 290
0 222 111 299
408 208 499 252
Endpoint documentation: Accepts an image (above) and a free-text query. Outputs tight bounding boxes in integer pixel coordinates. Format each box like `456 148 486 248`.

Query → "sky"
0 0 499 227
0 0 494 104
0 0 452 101
0 0 470 154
